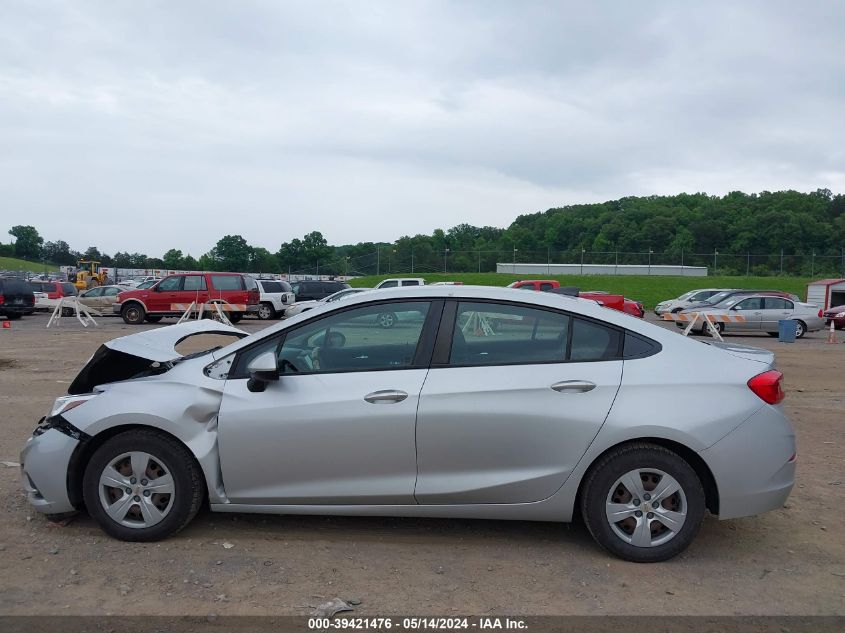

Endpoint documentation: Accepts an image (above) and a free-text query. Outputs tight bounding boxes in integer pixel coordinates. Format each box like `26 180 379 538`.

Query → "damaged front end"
21 320 249 517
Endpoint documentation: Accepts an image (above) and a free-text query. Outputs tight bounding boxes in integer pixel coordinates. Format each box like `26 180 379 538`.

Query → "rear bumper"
1 304 35 316
699 405 795 520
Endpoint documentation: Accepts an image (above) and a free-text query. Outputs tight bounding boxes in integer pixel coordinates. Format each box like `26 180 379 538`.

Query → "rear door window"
261 281 283 293
210 275 244 291
450 302 570 366
764 297 793 310
379 280 398 288
569 318 623 361
183 275 208 291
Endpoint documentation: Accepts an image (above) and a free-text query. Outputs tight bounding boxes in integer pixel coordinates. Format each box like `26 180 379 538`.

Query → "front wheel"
144 315 163 323
121 303 146 325
705 322 724 336
82 430 203 542
794 320 806 338
580 443 705 563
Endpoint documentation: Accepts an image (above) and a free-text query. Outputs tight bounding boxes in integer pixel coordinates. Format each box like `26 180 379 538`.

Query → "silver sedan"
678 294 825 337
20 286 796 562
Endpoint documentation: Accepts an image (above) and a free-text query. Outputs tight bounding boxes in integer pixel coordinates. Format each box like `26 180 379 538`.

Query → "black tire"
6 313 23 320
767 332 779 337
121 302 146 325
61 307 74 317
794 320 806 338
144 315 163 323
580 443 706 563
228 312 243 324
377 312 397 328
257 303 276 320
82 429 204 542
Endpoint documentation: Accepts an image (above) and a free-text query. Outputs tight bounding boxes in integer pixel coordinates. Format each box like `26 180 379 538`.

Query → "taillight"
818 309 823 318
748 370 785 405
0 294 4 305
248 289 259 304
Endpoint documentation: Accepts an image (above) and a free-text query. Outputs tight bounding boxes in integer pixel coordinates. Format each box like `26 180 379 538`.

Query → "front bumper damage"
20 416 89 515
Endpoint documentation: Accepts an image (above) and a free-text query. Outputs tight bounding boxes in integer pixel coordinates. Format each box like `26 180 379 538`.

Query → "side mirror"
247 351 279 392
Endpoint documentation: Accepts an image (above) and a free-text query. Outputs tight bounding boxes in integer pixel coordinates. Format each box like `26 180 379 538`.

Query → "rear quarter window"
210 275 244 291
261 281 284 293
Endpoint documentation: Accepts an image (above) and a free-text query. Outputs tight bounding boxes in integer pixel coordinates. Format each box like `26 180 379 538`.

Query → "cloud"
1 1 843 255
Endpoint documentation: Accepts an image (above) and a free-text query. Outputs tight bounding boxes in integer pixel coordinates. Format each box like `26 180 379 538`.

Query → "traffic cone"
2 320 10 329
828 319 836 344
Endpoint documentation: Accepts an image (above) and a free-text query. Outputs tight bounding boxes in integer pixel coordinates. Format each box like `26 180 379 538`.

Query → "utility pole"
648 249 654 276
811 249 815 278
780 249 784 275
376 247 380 276
615 250 619 275
714 248 718 275
477 250 481 273
746 252 750 277
547 246 550 275
444 248 450 274
411 247 414 274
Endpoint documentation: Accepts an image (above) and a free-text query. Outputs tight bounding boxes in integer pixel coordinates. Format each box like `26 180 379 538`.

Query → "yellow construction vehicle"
72 260 109 290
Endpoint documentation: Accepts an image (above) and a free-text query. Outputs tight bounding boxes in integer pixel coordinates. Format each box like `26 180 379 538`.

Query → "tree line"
4 189 845 277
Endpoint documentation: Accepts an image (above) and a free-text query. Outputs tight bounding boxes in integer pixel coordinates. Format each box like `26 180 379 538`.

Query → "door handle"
364 390 408 404
551 380 596 393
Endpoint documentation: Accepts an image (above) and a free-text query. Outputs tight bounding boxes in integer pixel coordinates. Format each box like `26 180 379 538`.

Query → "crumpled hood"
68 320 247 395
102 319 246 362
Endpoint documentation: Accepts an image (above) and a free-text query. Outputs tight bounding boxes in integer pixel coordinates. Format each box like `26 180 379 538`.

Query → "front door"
146 275 183 312
728 297 764 331
415 301 623 504
217 300 437 505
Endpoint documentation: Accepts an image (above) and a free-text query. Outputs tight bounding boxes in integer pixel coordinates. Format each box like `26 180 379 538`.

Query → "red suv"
114 272 259 324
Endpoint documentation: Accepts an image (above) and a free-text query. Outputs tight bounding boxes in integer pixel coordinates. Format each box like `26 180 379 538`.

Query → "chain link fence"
283 249 845 278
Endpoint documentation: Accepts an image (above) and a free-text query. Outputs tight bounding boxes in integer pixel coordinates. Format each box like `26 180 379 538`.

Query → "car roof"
209 284 690 361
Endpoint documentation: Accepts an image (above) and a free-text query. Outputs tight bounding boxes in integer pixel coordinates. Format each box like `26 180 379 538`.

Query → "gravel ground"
0 312 843 616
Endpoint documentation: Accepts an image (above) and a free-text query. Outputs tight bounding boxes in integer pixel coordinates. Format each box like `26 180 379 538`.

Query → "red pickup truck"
507 279 644 318
114 272 259 324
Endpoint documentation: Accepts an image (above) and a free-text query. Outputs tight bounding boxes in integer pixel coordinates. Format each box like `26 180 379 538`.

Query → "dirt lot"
0 313 843 616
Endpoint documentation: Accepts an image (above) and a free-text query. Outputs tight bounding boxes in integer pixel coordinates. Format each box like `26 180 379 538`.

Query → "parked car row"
656 288 823 338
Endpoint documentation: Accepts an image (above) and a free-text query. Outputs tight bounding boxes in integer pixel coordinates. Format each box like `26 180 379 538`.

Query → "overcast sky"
2 1 844 256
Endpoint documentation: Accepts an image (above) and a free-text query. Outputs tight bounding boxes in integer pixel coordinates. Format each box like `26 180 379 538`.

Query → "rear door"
728 297 763 331
760 297 794 332
414 300 623 504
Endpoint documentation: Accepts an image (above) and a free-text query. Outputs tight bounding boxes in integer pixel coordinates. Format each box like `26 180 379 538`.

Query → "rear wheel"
794 320 806 338
6 313 22 320
61 307 74 317
121 303 146 325
257 303 276 320
581 443 705 563
228 312 243 324
82 429 203 542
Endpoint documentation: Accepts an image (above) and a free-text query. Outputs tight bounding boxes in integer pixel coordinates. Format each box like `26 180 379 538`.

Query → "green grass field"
349 273 814 309
0 256 59 273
